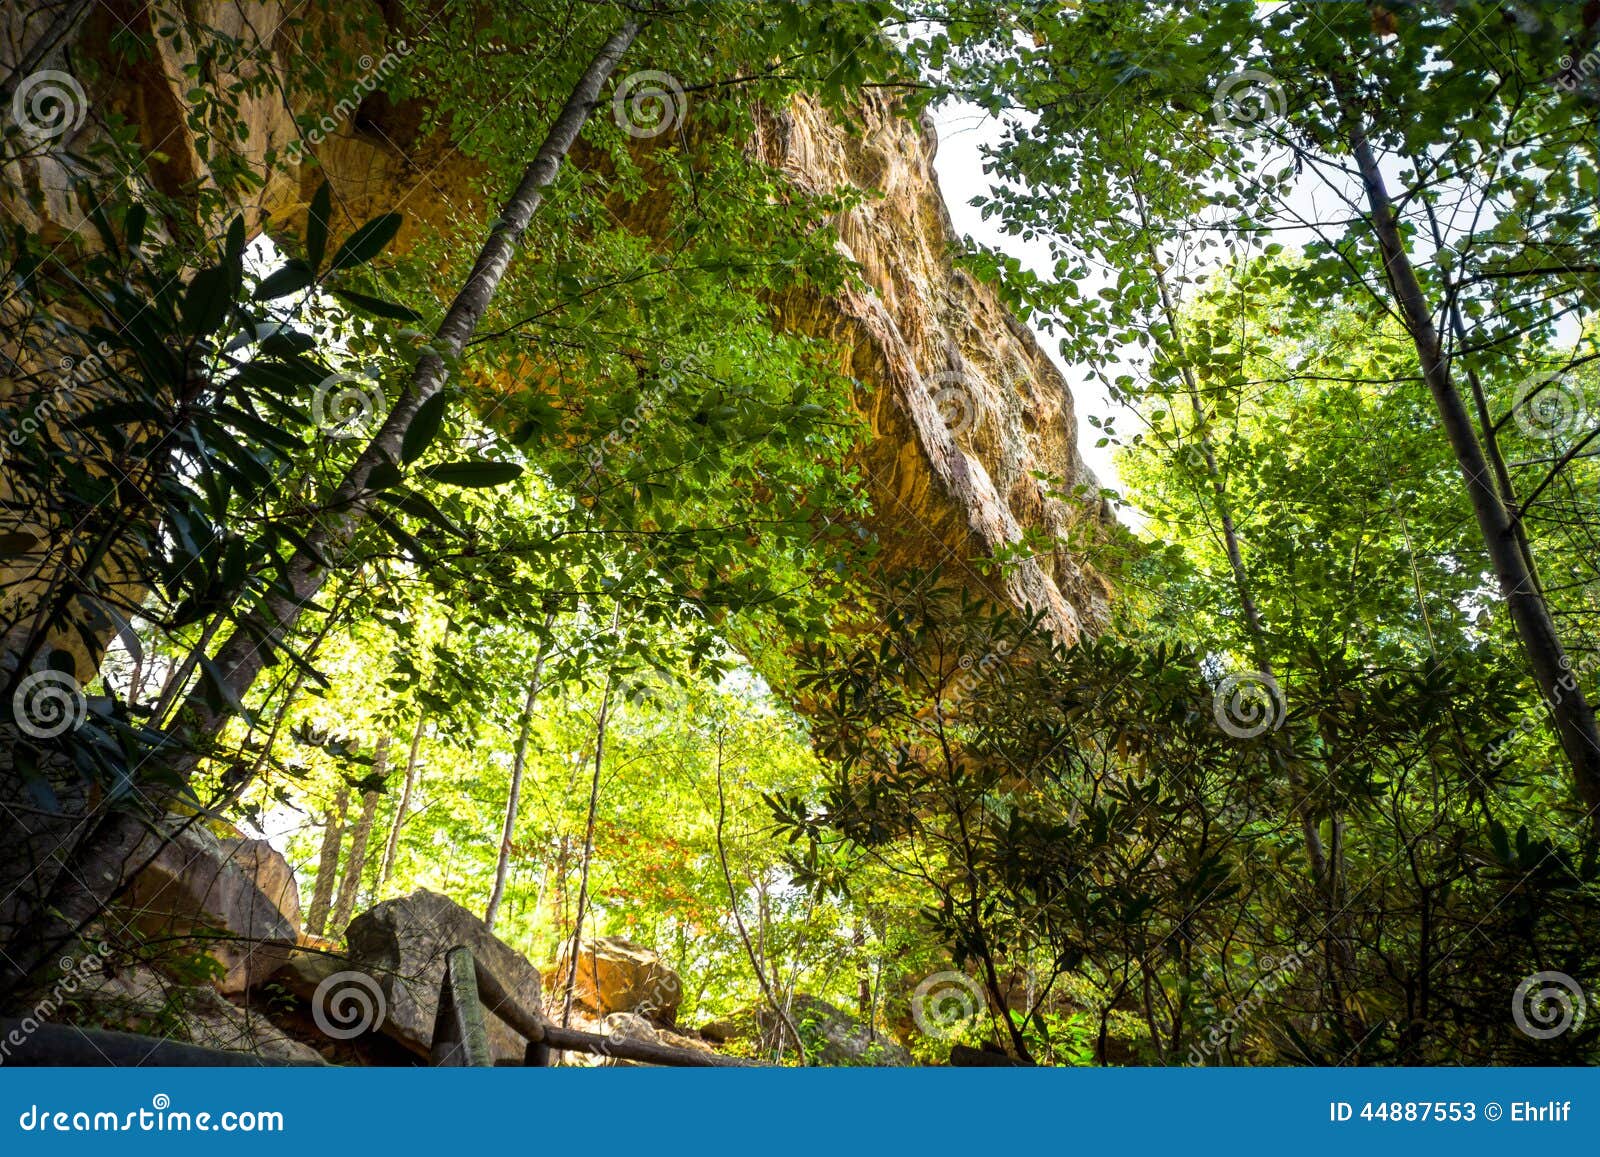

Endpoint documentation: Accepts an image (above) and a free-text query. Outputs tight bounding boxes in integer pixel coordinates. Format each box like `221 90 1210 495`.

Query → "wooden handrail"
539 1022 759 1068
430 945 494 1066
447 945 759 1068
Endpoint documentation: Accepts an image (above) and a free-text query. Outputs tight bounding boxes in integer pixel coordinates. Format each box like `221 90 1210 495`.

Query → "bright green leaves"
420 460 524 487
401 391 448 464
328 212 404 273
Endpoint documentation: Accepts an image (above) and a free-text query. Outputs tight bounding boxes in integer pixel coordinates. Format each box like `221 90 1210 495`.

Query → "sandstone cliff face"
1 1 1111 641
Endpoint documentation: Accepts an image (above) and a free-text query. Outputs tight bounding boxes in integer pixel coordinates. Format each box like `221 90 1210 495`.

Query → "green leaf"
224 214 247 261
378 488 460 535
255 260 315 301
370 509 426 559
401 391 448 464
124 203 148 251
328 213 403 272
419 460 523 487
306 182 333 270
182 265 231 338
332 288 423 322
365 461 405 491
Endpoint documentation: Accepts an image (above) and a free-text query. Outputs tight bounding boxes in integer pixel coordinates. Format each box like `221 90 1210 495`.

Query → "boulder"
75 960 322 1064
552 936 682 1025
120 821 301 994
703 995 912 1066
344 890 543 1063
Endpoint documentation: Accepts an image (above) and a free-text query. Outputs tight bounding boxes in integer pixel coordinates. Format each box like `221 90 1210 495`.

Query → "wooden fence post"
431 945 494 1066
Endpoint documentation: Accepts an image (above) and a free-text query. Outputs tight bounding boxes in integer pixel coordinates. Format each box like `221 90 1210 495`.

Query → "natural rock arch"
1 0 1111 659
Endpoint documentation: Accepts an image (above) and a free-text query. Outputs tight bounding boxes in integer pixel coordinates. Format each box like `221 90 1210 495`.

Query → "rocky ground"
43 821 909 1066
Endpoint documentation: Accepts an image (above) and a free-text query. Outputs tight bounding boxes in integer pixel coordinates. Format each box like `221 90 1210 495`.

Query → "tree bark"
379 717 426 886
1342 97 1600 817
485 665 546 931
331 792 381 935
0 17 642 995
330 735 389 933
1132 185 1331 884
560 675 613 1030
304 786 350 939
715 734 808 1064
177 16 642 753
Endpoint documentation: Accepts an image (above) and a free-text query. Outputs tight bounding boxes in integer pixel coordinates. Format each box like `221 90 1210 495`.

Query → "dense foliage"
3 0 1599 1065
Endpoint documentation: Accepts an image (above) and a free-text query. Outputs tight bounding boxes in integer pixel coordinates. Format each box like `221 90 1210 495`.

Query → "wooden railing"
432 944 758 1068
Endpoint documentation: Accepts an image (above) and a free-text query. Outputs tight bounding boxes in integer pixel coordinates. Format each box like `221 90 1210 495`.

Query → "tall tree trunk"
486 624 553 930
379 717 426 886
853 917 872 1023
560 675 613 1029
486 677 543 930
330 736 389 934
174 18 643 749
715 737 808 1064
1132 184 1331 885
0 17 643 997
304 786 350 938
1342 95 1600 817
548 835 571 946
329 789 379 935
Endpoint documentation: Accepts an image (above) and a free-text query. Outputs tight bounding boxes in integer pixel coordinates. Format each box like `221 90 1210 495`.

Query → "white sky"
930 100 1127 492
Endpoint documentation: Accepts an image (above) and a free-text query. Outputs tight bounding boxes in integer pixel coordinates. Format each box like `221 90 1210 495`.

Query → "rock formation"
344 890 546 1063
0 0 1112 650
120 821 302 994
552 934 682 1026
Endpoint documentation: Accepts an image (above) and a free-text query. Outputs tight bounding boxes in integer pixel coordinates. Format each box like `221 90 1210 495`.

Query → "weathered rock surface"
120 821 301 995
552 935 682 1025
75 959 323 1064
0 1 1112 652
344 889 543 1063
703 994 912 1066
